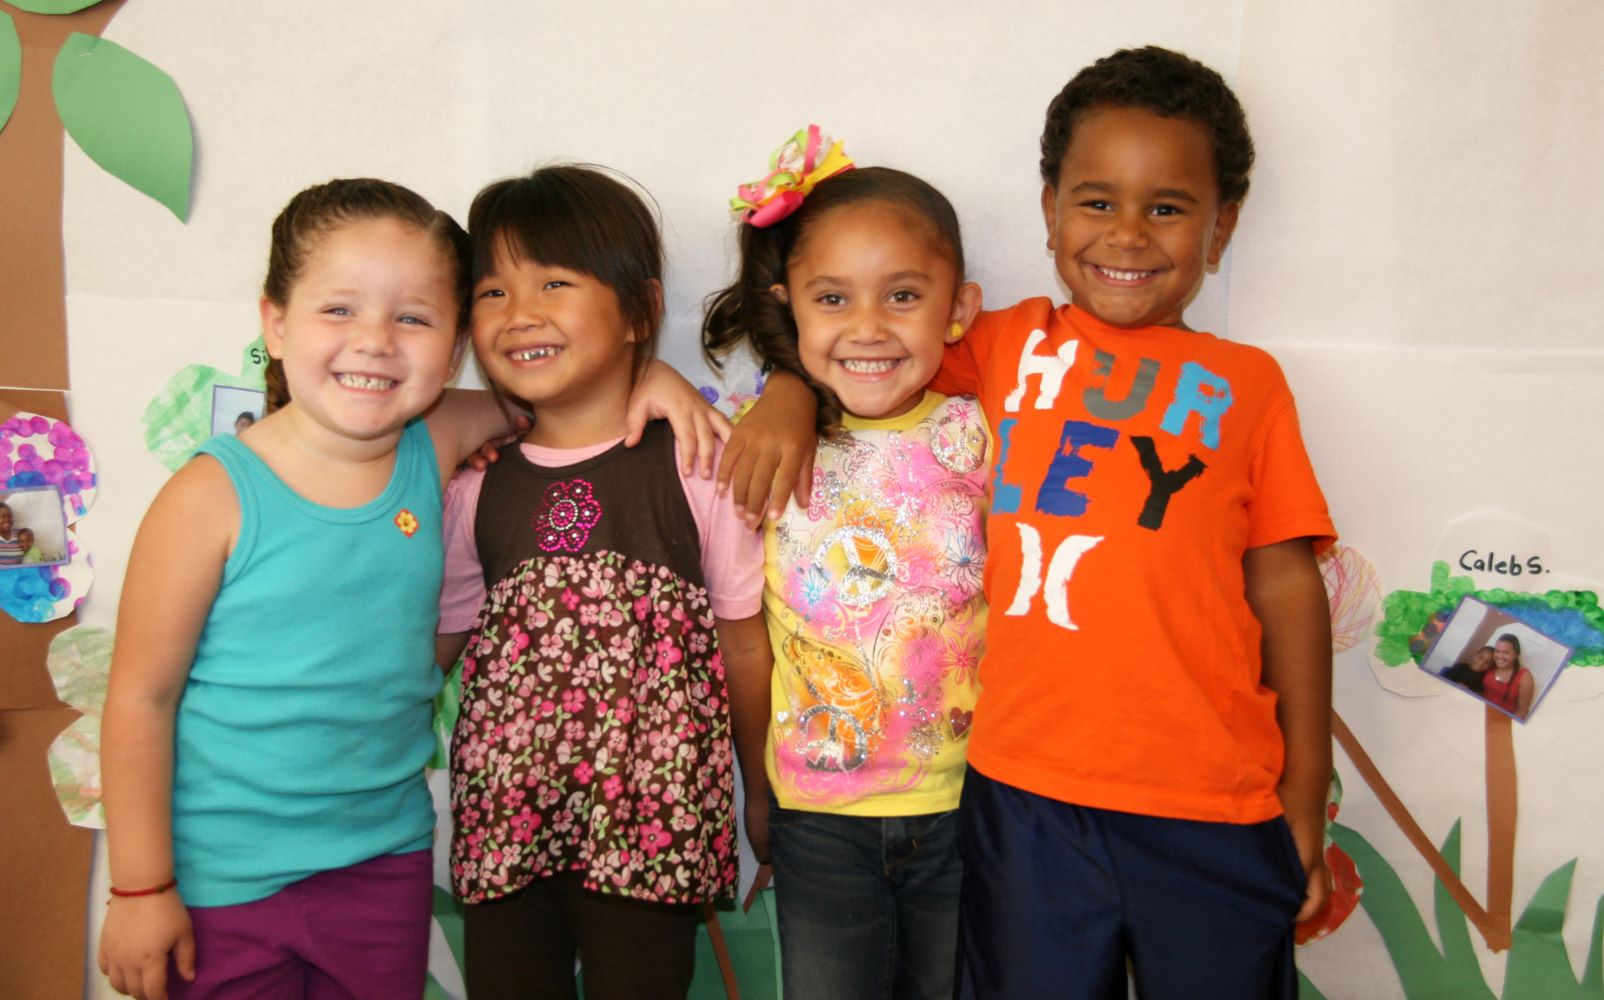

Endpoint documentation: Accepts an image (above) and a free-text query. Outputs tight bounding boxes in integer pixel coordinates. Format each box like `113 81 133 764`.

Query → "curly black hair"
701 166 965 434
1039 46 1254 205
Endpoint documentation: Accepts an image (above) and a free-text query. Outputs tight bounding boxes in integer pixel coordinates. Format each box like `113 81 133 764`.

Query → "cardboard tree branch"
1333 709 1515 951
0 0 141 391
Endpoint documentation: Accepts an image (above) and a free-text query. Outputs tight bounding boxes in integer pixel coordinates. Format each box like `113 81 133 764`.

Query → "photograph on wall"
1419 595 1574 722
0 485 71 570
210 385 265 437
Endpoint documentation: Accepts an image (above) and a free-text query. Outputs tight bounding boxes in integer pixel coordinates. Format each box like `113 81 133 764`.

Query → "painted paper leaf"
143 340 268 472
9 0 107 13
52 32 193 220
0 14 19 136
45 626 112 828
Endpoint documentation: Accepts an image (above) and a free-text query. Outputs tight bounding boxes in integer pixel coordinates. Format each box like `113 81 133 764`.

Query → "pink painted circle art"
531 480 602 552
1 412 98 520
1 412 98 624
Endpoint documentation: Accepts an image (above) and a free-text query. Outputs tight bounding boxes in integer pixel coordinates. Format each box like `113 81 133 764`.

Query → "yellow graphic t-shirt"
763 392 989 817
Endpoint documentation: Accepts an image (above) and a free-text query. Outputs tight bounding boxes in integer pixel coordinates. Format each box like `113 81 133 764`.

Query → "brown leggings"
463 873 700 1000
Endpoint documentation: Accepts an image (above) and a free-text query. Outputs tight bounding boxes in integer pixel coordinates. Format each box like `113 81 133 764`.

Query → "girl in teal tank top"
96 178 504 1000
98 177 736 1000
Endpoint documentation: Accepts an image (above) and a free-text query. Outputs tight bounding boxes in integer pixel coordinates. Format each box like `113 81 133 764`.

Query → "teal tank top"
172 419 442 906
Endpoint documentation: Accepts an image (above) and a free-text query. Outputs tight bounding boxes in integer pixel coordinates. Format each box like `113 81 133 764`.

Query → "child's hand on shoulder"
719 370 818 527
99 891 195 1000
626 359 732 477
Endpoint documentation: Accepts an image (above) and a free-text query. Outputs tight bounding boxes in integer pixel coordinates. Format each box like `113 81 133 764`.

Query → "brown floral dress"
449 424 736 905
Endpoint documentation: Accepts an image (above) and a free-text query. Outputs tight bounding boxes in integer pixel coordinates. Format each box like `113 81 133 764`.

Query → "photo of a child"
0 487 71 570
210 385 265 438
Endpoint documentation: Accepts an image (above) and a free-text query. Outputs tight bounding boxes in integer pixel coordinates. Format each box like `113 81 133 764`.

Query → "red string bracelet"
108 877 177 899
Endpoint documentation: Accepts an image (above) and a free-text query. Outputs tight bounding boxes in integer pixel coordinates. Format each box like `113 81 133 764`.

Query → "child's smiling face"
1041 107 1238 330
780 201 977 421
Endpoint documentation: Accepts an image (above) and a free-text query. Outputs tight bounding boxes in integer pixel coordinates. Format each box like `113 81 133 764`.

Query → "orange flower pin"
394 509 419 537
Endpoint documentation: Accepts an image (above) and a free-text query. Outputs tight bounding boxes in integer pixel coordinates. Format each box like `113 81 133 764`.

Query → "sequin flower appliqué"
532 479 602 552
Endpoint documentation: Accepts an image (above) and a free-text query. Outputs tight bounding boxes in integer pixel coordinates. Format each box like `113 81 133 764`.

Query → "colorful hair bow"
730 125 855 228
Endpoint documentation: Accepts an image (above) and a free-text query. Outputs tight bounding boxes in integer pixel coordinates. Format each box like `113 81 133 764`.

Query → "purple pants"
170 849 433 1000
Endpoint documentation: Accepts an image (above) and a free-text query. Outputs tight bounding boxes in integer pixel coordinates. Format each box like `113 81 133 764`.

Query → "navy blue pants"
956 768 1306 1000
770 798 963 1000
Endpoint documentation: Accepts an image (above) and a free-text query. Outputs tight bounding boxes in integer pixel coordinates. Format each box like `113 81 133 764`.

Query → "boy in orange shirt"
725 46 1334 998
929 46 1334 998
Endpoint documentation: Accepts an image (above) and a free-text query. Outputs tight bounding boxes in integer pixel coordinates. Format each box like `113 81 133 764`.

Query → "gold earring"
949 322 966 342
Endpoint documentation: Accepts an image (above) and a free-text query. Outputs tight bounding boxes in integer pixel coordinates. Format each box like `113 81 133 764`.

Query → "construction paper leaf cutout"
9 0 108 13
143 338 269 472
1327 821 1497 1000
52 32 193 220
46 625 113 828
0 14 19 136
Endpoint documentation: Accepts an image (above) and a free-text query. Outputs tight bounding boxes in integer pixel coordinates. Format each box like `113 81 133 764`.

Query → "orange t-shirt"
931 299 1334 823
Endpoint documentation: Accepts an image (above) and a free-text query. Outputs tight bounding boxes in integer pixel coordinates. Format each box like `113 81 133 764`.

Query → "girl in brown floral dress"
434 165 773 1000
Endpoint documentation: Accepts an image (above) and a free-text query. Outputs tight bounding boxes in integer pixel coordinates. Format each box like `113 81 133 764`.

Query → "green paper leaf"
0 14 19 136
431 886 466 974
1579 890 1604 993
1329 822 1497 1000
1296 970 1328 1000
1432 821 1482 973
52 32 193 220
9 0 107 13
1506 859 1587 999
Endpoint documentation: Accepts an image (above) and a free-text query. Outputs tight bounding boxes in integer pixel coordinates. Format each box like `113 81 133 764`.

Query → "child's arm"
436 632 469 672
626 359 734 476
1243 536 1332 925
716 371 818 526
1516 671 1535 718
715 613 775 865
433 360 730 479
99 460 236 999
423 389 520 486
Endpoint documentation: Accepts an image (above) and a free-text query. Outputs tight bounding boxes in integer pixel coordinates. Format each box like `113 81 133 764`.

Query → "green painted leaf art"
143 338 268 472
46 625 114 829
9 0 108 13
1375 562 1604 668
0 13 20 136
52 32 193 220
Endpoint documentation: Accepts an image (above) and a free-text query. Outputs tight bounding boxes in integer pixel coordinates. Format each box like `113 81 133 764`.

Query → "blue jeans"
769 798 963 1000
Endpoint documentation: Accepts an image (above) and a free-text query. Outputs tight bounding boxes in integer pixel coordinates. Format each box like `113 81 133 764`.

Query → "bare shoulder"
139 454 239 557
